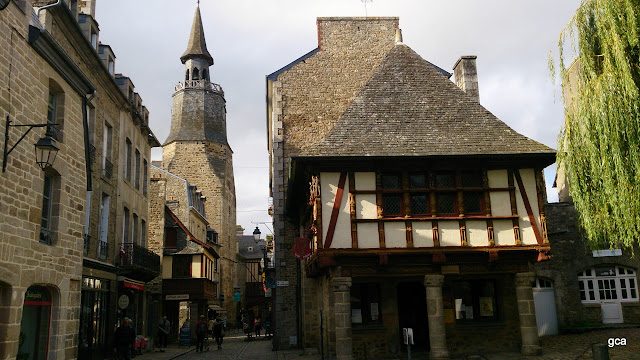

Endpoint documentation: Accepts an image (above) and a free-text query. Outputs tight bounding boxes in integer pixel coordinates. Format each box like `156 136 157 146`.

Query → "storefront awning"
208 305 226 312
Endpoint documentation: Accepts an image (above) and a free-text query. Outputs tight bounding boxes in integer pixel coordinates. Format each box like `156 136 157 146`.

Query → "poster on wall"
351 309 362 324
370 303 379 320
479 297 494 317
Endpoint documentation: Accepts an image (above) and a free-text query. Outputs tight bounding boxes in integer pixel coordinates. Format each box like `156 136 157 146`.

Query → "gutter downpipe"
82 91 96 238
36 0 63 17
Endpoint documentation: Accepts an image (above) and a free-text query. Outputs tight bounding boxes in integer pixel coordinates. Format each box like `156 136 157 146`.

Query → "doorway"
532 278 559 336
397 282 429 352
18 286 52 360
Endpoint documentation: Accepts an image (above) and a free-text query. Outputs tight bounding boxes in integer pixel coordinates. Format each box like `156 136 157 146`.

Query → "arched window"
18 286 52 360
578 266 638 303
192 68 200 80
202 69 208 81
185 69 190 81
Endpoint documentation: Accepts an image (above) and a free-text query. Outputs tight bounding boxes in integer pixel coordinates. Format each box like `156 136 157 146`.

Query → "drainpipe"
82 91 96 239
36 0 63 17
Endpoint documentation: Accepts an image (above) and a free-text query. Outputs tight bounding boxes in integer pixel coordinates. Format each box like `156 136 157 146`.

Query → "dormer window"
107 58 114 75
90 32 98 50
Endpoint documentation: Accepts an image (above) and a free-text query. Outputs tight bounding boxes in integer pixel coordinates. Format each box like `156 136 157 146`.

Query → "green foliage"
552 0 640 251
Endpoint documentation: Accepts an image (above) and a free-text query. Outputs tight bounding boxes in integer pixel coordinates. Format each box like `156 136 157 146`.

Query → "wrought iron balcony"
118 243 160 282
102 158 113 179
174 80 224 95
83 233 90 255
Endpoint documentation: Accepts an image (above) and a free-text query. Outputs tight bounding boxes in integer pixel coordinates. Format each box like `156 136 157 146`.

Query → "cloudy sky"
95 0 581 237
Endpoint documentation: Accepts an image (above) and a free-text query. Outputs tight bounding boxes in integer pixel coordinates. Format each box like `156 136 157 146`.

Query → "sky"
95 0 582 237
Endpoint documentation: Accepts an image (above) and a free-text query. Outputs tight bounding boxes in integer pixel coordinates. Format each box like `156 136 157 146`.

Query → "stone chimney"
453 55 479 102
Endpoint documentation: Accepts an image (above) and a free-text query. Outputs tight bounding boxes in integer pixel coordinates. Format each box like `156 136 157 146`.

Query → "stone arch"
0 280 12 359
17 284 61 360
193 67 200 80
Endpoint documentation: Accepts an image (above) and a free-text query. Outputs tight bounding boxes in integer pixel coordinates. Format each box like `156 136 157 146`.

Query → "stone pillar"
332 277 353 360
515 272 542 355
424 275 449 360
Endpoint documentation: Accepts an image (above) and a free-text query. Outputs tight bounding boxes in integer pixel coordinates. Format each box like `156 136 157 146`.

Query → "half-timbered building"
267 17 555 359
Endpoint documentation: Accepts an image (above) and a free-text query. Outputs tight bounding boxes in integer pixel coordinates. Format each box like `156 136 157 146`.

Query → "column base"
521 344 542 356
429 348 450 360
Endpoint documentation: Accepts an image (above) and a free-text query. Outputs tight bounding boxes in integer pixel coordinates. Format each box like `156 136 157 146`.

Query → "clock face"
118 294 130 309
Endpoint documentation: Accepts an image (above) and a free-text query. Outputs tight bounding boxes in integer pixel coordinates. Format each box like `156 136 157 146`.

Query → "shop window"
578 266 638 303
350 283 381 325
79 278 110 355
453 280 497 322
18 286 52 360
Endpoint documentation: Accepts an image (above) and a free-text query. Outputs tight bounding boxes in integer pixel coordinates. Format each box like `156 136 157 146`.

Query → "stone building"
0 0 94 358
266 18 556 359
237 230 269 321
147 164 222 343
161 4 237 317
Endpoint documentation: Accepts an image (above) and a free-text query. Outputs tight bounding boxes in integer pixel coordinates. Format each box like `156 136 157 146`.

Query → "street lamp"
253 226 261 241
2 116 59 172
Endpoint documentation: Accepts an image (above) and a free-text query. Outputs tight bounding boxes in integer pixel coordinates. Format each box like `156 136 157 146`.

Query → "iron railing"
174 80 224 95
98 240 108 259
118 243 160 275
103 158 113 179
83 233 90 255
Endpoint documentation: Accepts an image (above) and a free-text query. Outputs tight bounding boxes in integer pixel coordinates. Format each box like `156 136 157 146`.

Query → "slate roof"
301 44 555 159
181 5 213 65
237 235 265 260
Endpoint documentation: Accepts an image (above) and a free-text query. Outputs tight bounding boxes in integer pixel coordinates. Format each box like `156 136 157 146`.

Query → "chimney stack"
453 55 479 102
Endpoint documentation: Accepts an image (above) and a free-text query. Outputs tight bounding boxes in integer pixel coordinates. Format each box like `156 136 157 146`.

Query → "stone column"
332 277 353 360
424 274 449 360
515 272 542 355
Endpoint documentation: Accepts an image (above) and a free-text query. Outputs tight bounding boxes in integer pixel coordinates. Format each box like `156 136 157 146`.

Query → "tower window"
202 69 208 81
185 69 190 81
193 68 199 80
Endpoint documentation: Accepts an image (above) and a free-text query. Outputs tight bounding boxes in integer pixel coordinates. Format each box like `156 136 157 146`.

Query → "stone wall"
162 141 237 315
0 2 86 358
535 202 640 329
269 17 399 350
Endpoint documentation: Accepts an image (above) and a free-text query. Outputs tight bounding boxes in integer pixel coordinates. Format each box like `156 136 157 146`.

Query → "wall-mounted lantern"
2 116 59 172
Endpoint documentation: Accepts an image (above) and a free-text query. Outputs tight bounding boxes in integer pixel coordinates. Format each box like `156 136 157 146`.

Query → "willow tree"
551 0 640 250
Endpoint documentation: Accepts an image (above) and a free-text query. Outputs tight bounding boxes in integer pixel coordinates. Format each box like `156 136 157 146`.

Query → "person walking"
156 315 170 352
213 316 225 350
195 315 208 352
254 316 262 337
113 317 135 360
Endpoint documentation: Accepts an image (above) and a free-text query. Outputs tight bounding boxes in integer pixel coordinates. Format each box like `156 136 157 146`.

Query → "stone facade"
535 202 640 329
0 1 94 358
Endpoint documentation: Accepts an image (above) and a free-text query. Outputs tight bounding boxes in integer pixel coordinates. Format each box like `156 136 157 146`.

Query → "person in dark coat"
213 316 225 349
113 317 135 360
195 315 208 352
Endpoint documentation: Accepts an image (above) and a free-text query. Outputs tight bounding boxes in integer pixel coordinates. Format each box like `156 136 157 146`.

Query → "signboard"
292 237 312 259
234 292 242 302
123 280 144 291
179 327 191 346
277 281 289 287
166 294 189 301
403 328 414 345
593 249 622 257
118 294 130 309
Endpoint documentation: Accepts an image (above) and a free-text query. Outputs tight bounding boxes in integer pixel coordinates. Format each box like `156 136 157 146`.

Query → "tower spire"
181 5 213 65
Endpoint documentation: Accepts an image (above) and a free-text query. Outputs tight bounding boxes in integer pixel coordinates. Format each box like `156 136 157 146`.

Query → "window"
132 213 138 246
185 69 190 81
140 220 146 248
165 227 177 249
173 256 192 278
47 81 65 142
134 149 140 189
125 138 132 181
40 174 56 244
578 266 638 303
98 194 110 259
122 207 130 244
350 283 381 325
453 280 497 322
378 171 485 218
102 123 113 178
193 68 200 80
107 58 114 75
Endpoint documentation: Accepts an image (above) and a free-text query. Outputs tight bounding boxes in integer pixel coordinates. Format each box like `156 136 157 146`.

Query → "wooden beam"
513 169 544 246
315 197 323 250
406 220 414 248
324 172 347 249
508 169 522 245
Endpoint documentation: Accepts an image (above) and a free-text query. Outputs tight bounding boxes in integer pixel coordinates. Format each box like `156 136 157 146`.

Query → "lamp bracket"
2 116 58 172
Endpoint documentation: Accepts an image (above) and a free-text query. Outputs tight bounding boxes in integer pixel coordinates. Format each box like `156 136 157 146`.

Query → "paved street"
134 327 640 360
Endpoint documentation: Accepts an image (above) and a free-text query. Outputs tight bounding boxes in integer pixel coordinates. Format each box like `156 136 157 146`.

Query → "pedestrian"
195 315 208 352
208 316 215 337
213 316 225 349
254 316 262 337
156 315 170 352
113 317 135 360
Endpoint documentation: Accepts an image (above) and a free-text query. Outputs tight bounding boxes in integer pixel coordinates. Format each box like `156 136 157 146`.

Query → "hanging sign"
292 237 312 259
403 328 414 345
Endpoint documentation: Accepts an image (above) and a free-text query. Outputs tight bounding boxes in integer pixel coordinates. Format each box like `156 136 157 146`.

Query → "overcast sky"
95 0 581 237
